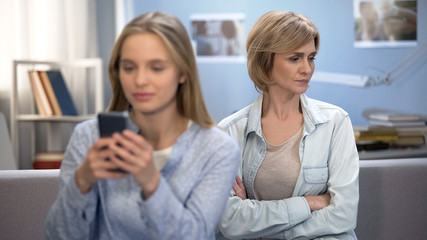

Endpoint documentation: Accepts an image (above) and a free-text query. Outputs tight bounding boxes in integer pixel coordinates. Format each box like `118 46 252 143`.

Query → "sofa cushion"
0 169 59 240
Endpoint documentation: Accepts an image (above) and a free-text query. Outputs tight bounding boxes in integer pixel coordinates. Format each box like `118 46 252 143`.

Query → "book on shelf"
356 140 390 151
355 135 399 141
366 109 426 127
35 151 64 161
28 70 54 116
368 119 426 127
45 70 78 116
390 136 426 147
38 71 62 116
353 125 399 141
33 151 64 169
368 110 421 122
395 126 427 137
33 161 62 169
353 125 397 137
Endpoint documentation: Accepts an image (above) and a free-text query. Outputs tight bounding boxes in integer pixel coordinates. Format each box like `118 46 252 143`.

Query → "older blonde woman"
217 11 359 240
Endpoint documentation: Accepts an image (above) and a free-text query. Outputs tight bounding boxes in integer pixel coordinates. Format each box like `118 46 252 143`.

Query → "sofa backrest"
0 169 60 240
1 159 427 239
356 158 427 240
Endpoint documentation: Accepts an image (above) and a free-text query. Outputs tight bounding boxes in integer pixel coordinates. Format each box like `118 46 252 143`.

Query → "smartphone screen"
98 111 129 138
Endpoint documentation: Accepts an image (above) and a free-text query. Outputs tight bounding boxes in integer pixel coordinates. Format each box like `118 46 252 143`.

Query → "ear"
179 74 187 84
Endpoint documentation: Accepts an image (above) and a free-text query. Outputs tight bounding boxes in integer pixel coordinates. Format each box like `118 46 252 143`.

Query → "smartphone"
97 111 129 173
98 111 129 138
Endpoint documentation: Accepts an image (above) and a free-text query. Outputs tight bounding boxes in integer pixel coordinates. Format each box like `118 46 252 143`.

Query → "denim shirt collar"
245 94 329 138
246 94 263 137
300 94 329 134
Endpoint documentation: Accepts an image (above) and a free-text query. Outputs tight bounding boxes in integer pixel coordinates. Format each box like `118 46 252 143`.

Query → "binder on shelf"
45 70 78 116
28 70 54 116
38 71 62 116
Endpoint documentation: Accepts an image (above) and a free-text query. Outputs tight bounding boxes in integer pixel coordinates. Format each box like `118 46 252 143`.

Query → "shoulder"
303 95 349 122
69 118 99 145
193 124 239 148
74 118 99 135
218 104 251 131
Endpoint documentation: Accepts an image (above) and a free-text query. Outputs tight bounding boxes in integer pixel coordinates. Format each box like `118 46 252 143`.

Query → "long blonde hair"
107 11 214 128
247 11 320 93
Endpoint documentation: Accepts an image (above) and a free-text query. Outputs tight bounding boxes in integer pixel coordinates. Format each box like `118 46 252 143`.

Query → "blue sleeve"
138 132 240 239
44 122 99 240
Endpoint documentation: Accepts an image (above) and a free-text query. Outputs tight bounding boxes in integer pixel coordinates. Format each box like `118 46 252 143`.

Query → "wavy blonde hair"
107 11 213 128
246 11 320 93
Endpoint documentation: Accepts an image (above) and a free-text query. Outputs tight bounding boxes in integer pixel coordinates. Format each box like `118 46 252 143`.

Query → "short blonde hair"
246 11 320 93
108 11 214 128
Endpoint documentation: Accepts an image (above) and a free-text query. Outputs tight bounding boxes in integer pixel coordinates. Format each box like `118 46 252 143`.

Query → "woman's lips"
296 79 310 84
132 92 154 101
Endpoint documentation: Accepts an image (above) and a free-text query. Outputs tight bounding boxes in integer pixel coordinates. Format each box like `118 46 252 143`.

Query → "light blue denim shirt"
216 94 359 240
44 112 240 240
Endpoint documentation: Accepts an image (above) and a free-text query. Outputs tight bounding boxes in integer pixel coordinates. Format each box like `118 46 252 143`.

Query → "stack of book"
33 152 64 169
355 110 427 151
354 126 397 151
28 70 78 116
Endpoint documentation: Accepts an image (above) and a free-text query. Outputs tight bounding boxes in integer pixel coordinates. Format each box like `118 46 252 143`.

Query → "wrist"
75 166 92 194
141 172 161 199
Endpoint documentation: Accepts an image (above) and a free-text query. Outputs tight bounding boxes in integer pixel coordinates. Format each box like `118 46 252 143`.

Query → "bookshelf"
11 59 104 169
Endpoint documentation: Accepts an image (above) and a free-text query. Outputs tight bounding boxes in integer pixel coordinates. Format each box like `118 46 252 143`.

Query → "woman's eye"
309 56 316 62
121 66 135 72
289 57 299 62
152 66 164 72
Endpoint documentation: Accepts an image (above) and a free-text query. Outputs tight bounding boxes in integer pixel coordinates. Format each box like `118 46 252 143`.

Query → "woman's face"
119 33 185 115
269 40 316 96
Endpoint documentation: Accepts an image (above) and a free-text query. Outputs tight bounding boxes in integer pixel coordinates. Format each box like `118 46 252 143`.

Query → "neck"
130 107 188 150
262 91 301 120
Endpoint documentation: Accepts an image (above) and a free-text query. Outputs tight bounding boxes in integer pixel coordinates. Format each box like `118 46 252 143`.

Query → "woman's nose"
300 59 314 76
135 69 148 86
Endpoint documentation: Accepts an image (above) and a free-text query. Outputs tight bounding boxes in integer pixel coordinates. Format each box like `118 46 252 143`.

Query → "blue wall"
130 0 427 125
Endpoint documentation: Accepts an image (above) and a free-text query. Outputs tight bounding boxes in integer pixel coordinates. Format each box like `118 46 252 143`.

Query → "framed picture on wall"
190 13 245 62
354 0 417 48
